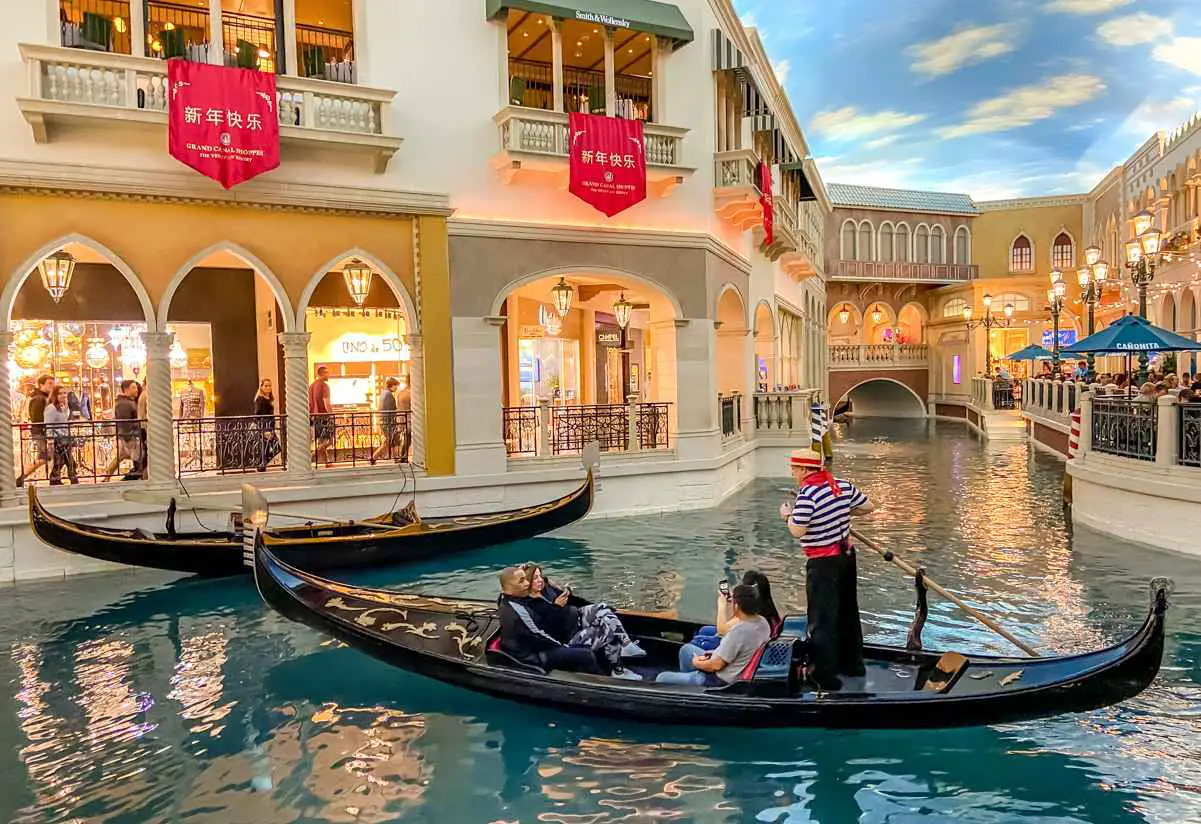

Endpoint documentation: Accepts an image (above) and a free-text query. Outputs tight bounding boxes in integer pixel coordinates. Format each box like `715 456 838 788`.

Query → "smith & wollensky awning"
486 0 694 47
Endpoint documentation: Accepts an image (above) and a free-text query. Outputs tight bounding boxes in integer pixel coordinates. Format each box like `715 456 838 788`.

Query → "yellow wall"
972 202 1085 284
416 215 455 477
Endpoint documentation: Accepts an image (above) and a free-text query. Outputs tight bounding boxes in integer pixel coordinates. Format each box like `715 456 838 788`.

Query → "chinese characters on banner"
759 161 774 246
568 112 647 217
167 59 280 189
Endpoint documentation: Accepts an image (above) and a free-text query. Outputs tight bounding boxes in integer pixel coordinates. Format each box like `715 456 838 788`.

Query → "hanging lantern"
870 305 883 325
169 341 188 369
85 338 109 369
838 305 850 325
341 258 374 307
613 292 633 330
551 277 574 318
38 250 76 304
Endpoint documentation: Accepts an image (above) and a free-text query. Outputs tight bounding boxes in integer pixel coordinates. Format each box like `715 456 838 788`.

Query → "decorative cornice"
448 217 755 276
0 158 453 217
975 194 1088 212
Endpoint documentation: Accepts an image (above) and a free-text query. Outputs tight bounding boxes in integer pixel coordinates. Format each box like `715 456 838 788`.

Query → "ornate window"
993 291 1031 312
1052 232 1074 270
857 221 874 261
954 226 970 264
915 225 930 264
895 223 911 262
930 226 946 264
1010 235 1033 273
879 223 894 263
841 220 856 260
943 298 968 318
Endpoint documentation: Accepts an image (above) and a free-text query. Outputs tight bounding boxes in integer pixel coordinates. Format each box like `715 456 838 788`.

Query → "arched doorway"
897 302 926 345
716 286 749 438
827 303 860 345
161 245 290 477
495 271 680 455
298 253 418 470
8 239 155 486
862 302 897 345
1161 293 1178 331
753 301 775 392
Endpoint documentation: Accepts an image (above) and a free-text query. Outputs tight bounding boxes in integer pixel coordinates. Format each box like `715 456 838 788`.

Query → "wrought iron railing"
221 10 282 73
175 415 286 477
313 410 411 468
59 0 133 54
502 407 538 456
1091 399 1158 462
14 418 145 486
297 23 354 82
550 404 629 453
507 59 554 110
1180 404 1201 467
636 403 671 450
720 394 741 439
145 0 210 62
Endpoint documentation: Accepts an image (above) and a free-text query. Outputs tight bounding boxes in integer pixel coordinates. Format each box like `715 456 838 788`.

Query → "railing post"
143 331 178 487
537 398 551 457
1078 390 1093 456
627 395 639 451
984 378 996 411
406 333 425 468
0 330 16 507
1156 394 1177 467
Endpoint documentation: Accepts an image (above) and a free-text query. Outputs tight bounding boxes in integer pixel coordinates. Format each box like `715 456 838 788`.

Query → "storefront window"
519 337 580 406
305 308 410 410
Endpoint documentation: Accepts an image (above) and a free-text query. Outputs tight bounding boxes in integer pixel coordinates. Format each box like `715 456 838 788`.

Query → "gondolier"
780 446 875 690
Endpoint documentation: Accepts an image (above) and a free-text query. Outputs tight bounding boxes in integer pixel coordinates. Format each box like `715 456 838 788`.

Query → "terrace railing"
314 410 411 469
502 401 672 457
175 415 286 476
14 418 146 486
1090 398 1158 462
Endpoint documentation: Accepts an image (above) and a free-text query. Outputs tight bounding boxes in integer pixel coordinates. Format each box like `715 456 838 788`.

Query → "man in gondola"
779 446 875 691
496 566 607 676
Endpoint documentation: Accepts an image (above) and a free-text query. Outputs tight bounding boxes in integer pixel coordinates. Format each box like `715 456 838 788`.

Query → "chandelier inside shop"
39 250 77 304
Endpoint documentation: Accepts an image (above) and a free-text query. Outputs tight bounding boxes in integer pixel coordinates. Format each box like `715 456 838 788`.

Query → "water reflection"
2 420 1201 823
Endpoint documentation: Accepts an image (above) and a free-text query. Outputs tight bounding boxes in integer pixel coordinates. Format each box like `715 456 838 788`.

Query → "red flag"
568 112 647 217
167 60 281 189
759 161 774 246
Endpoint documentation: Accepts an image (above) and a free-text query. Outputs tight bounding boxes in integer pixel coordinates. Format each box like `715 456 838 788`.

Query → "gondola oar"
850 528 1040 658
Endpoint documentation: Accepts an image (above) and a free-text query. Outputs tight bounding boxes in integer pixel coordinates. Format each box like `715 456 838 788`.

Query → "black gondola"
28 471 593 578
254 538 1169 729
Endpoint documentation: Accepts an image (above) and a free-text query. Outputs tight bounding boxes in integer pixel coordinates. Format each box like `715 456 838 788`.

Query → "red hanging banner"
167 59 281 189
759 161 775 246
568 112 647 217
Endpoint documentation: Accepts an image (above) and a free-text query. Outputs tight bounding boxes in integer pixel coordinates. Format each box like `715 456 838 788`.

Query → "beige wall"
825 206 974 267
972 202 1084 281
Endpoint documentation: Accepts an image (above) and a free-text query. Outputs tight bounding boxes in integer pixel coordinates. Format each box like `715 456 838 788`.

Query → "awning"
487 0 694 47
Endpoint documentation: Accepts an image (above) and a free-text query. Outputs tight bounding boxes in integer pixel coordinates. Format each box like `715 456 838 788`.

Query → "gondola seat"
484 634 548 675
737 636 803 696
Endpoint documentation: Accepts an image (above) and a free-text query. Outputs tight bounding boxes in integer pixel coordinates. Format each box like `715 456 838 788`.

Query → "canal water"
1 419 1199 823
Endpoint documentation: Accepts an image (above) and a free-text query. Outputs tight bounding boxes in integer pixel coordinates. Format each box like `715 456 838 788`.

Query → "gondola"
254 538 1169 729
28 471 593 578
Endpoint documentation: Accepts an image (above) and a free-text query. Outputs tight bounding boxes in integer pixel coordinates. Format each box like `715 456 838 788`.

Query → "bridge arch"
830 376 927 419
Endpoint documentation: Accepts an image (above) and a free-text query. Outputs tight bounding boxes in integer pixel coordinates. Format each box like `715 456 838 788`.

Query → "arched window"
992 292 1031 312
1010 235 1033 273
841 221 856 260
954 226 970 264
943 297 968 318
857 221 874 261
1052 232 1074 270
930 226 946 264
915 225 930 264
895 223 911 262
879 223 894 263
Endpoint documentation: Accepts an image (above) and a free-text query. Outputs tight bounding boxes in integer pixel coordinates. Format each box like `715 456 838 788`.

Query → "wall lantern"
870 305 883 325
342 258 374 307
39 250 76 304
551 277 574 317
838 305 850 325
613 292 633 330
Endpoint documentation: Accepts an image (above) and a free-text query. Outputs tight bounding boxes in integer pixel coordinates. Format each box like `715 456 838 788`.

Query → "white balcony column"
455 317 509 475
650 35 665 123
283 0 298 75
1156 394 1177 467
406 334 425 468
208 0 225 66
550 18 565 113
278 332 313 475
603 27 616 115
0 331 16 507
143 331 177 488
131 1 147 58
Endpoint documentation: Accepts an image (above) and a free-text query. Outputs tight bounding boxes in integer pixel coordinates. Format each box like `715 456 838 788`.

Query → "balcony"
759 197 819 280
828 259 977 283
492 106 691 196
16 43 401 173
829 343 929 369
713 149 763 231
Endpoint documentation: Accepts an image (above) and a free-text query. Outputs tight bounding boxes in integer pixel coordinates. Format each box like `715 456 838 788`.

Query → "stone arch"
297 249 419 334
836 377 926 417
953 225 972 264
1180 289 1197 334
897 301 928 344
1160 292 1178 331
714 281 748 329
753 299 775 338
3 234 156 332
158 242 294 333
488 265 685 320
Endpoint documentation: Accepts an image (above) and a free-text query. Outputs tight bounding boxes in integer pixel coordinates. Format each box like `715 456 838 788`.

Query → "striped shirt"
790 479 868 549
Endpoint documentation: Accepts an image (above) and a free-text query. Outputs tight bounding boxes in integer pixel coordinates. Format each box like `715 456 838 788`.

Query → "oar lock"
882 551 894 562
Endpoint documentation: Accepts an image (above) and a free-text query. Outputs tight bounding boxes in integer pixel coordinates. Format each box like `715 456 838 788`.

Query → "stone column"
453 317 508 475
1078 391 1093 455
208 0 224 65
603 29 616 115
1156 394 1177 467
143 332 177 487
550 19 564 112
278 332 313 475
0 330 16 506
674 319 719 460
406 334 425 468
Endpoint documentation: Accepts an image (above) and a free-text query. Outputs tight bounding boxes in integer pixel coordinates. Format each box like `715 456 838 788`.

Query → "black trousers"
542 645 605 675
805 549 865 683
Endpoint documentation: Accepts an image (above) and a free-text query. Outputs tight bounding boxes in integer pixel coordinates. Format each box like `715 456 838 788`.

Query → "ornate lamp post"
1047 269 1067 370
1124 209 1163 383
963 293 1014 377
1077 245 1109 381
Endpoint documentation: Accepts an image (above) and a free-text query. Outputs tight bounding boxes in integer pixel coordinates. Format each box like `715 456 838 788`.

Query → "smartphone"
718 580 730 598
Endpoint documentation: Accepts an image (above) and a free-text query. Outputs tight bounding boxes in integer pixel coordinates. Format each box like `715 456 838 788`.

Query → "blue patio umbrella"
1060 313 1201 355
1005 344 1054 361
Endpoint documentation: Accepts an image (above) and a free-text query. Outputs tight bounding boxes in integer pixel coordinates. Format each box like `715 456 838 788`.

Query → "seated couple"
496 563 643 681
691 570 781 650
655 583 772 686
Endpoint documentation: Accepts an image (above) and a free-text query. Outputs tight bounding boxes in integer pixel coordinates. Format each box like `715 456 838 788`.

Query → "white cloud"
1045 0 1132 13
1097 13 1173 46
1119 95 1201 136
908 24 1019 77
865 135 900 150
938 74 1105 138
810 106 926 141
772 59 791 85
814 158 925 190
740 11 757 29
1154 37 1201 76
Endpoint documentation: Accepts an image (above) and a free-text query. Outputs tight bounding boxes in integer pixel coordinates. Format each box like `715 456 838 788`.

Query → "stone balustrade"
753 390 822 436
495 106 686 167
828 343 928 368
